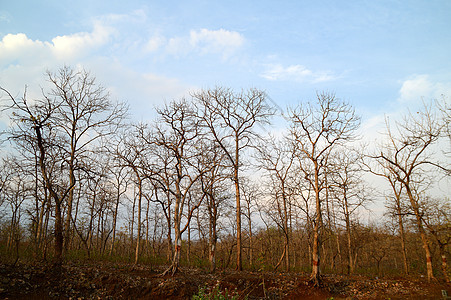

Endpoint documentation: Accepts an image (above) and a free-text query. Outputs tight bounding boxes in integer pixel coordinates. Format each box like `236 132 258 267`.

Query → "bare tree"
112 124 149 265
151 99 208 275
45 66 128 253
384 175 410 275
329 150 370 274
422 197 450 282
241 178 261 270
288 92 360 285
106 161 129 256
370 104 444 281
2 157 32 263
2 86 70 268
193 87 274 270
198 141 229 272
256 135 295 272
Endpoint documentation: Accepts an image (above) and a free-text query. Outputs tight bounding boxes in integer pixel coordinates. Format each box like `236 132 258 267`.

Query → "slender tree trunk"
54 199 64 267
187 221 191 265
311 163 322 286
208 192 217 273
344 198 353 274
396 201 409 275
234 163 242 271
282 192 290 272
64 156 76 254
109 195 120 256
438 244 450 283
145 199 150 259
209 224 217 273
134 178 142 265
130 192 136 260
274 238 288 271
405 185 435 281
164 191 182 275
248 211 253 270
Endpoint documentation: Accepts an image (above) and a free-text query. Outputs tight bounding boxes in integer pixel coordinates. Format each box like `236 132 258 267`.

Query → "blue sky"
1 0 451 129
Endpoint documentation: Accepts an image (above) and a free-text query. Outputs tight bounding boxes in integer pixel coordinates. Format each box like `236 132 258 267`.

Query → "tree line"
0 66 449 284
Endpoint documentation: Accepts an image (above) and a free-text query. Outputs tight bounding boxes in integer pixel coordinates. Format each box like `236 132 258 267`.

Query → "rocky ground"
0 261 449 299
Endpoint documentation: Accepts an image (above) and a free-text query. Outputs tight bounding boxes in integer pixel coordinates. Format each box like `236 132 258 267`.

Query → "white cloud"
0 33 49 63
145 35 165 52
261 64 336 83
0 27 192 124
0 22 113 66
189 28 245 58
51 21 114 60
398 74 451 103
148 28 245 59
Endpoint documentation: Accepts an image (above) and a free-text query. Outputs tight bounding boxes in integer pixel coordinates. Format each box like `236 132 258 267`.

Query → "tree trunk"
35 125 64 269
344 201 353 274
310 162 322 286
163 223 182 276
54 199 64 267
208 192 218 273
405 185 435 281
134 177 142 265
109 194 120 256
439 245 450 283
234 163 242 271
130 192 136 260
63 167 75 254
187 221 191 265
248 211 253 270
396 201 409 275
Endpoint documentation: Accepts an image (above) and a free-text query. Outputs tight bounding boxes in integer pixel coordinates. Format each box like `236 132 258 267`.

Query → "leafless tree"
288 92 360 285
422 197 450 282
329 149 370 274
370 104 444 281
44 66 128 253
241 178 261 270
193 87 274 270
112 124 149 265
198 141 229 272
1 86 70 268
151 99 209 275
384 174 410 275
256 135 295 271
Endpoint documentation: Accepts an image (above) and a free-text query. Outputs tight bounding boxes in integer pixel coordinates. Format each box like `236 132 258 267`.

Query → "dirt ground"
0 261 449 299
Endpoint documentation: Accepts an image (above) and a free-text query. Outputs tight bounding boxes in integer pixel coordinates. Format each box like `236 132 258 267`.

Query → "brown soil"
0 262 449 299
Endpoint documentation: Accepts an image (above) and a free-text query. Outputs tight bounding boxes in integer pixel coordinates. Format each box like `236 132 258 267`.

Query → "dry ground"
0 261 449 299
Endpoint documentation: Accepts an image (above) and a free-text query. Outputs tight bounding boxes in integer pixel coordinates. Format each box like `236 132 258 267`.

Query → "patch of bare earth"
0 262 449 299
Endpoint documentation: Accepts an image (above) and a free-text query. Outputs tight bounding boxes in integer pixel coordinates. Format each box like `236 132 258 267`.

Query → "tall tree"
198 141 229 273
2 86 70 268
112 124 149 265
45 66 127 253
193 87 274 270
329 150 369 274
371 104 443 281
256 135 295 272
152 99 208 275
288 92 360 285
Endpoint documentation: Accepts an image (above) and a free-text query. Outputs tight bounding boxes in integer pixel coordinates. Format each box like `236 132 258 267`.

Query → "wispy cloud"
260 64 336 83
0 11 11 23
189 28 245 58
398 74 451 103
148 28 245 60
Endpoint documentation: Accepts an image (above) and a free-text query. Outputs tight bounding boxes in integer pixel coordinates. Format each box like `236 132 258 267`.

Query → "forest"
0 66 449 298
